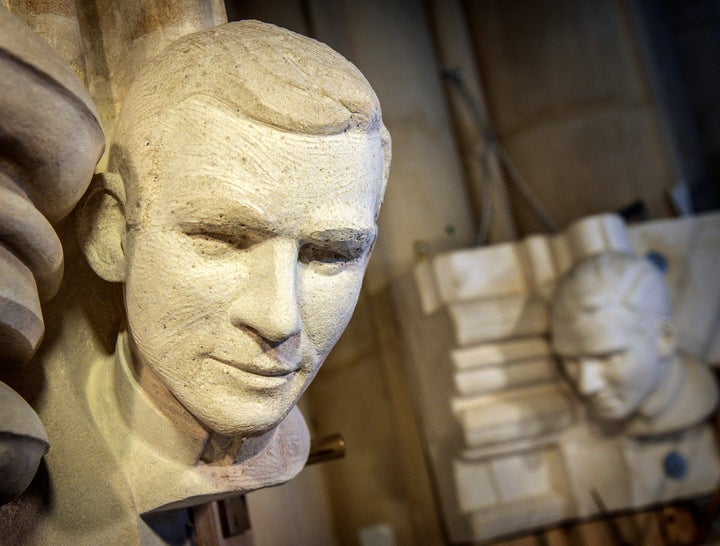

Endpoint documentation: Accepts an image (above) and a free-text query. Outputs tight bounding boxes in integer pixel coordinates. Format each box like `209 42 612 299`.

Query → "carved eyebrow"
306 227 377 253
173 205 376 252
172 197 266 220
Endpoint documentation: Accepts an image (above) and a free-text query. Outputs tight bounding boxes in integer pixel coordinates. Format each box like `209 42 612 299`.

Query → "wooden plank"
465 0 647 134
492 536 540 546
427 0 518 244
632 509 665 546
542 526 572 546
463 0 674 234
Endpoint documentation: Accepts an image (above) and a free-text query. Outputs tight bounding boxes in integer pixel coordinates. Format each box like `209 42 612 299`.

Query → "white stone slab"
453 459 498 513
491 449 555 503
521 235 558 295
549 233 574 278
560 426 631 517
449 294 548 346
433 243 528 303
629 213 720 362
566 213 632 261
458 385 574 447
413 259 442 315
451 337 551 370
468 494 568 541
622 424 720 506
453 357 557 396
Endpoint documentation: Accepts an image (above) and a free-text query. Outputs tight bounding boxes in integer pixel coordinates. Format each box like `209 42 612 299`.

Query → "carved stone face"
122 102 385 438
553 308 663 420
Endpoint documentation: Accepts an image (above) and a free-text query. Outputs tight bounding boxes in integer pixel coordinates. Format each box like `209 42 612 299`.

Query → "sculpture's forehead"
128 103 383 233
142 99 382 192
552 307 638 356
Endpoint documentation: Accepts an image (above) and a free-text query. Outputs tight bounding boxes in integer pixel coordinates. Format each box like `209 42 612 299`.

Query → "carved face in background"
553 308 665 419
551 253 675 421
81 21 390 439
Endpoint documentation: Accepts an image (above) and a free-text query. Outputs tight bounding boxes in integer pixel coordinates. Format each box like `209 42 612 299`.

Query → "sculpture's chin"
181 392 295 439
202 417 282 439
587 398 633 421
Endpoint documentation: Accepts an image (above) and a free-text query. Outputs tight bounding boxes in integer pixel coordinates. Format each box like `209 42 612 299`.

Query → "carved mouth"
587 394 624 417
209 355 300 377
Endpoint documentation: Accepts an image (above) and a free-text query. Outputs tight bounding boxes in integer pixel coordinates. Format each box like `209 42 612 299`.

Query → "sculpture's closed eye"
299 243 363 275
186 229 260 257
299 245 353 264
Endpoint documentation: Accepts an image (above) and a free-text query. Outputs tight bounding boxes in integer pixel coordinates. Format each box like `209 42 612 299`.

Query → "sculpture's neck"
85 330 310 514
628 354 719 436
113 331 272 465
638 355 683 420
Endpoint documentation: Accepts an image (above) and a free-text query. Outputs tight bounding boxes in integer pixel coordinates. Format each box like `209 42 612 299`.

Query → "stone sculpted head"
550 252 676 420
80 21 390 439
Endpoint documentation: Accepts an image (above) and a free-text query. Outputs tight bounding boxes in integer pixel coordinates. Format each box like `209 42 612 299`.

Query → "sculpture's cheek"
298 260 367 359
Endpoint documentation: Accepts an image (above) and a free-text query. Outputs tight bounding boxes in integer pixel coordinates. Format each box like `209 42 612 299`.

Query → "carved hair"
551 251 671 323
110 20 390 221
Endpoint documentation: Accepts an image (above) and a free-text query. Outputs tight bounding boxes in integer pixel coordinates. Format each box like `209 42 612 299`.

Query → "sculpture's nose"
577 358 605 396
228 237 301 344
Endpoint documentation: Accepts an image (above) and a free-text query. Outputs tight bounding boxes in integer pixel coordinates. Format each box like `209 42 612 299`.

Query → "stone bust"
1 15 389 545
71 20 389 508
550 251 717 435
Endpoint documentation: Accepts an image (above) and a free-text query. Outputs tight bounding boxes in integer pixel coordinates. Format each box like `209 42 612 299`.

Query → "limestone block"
468 494 567 541
0 381 49 505
433 243 528 303
457 385 573 447
461 446 570 539
453 357 557 396
449 294 548 346
560 427 632 517
565 213 631 261
454 446 570 517
451 337 551 370
414 259 441 315
0 7 103 224
622 424 720 506
453 459 498 513
0 15 390 545
0 244 43 365
629 213 720 362
521 234 558 296
493 449 561 503
0 6 102 508
403 212 720 543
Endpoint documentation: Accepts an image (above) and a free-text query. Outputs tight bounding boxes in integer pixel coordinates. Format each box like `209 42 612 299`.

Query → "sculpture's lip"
209 355 300 377
586 393 625 418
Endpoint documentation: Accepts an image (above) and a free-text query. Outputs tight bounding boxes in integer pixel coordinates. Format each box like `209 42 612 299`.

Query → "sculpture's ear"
76 172 127 283
658 318 677 359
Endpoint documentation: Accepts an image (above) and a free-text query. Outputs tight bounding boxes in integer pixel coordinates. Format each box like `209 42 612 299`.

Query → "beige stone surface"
4 0 86 83
464 0 674 234
0 381 49 505
1 16 389 546
457 385 574 447
451 337 551 370
552 251 718 432
629 214 720 362
399 213 720 542
0 5 101 510
0 6 104 368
